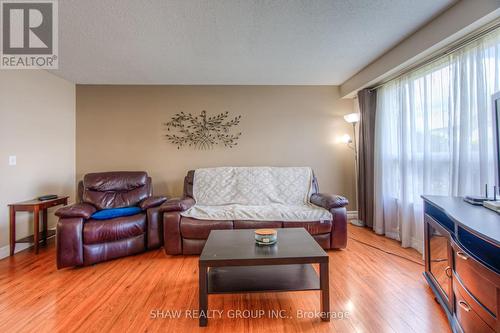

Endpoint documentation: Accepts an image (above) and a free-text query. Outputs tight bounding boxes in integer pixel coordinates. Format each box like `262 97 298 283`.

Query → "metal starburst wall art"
164 110 242 149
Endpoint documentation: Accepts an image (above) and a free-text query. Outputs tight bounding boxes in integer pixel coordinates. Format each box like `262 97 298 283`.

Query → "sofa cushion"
83 234 145 265
182 203 331 222
90 206 142 220
233 220 283 229
83 213 146 244
84 171 147 191
82 172 151 210
84 187 150 210
184 169 321 200
282 220 332 235
181 167 332 222
192 167 314 205
180 217 233 239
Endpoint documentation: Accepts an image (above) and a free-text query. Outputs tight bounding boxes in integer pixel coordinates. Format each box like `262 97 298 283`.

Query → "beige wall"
0 70 75 250
76 85 356 208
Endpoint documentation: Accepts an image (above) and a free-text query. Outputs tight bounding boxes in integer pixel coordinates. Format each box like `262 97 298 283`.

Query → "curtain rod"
369 19 500 91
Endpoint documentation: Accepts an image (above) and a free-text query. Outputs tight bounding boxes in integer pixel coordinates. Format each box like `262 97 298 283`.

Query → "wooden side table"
8 196 69 255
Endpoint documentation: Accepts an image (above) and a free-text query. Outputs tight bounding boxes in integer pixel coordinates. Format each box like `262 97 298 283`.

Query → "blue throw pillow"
90 206 142 220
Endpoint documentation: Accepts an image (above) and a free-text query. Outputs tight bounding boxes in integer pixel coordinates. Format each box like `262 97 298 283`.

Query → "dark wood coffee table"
198 228 329 326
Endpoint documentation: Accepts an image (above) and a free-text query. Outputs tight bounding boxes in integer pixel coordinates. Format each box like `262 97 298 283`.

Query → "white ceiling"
52 0 455 85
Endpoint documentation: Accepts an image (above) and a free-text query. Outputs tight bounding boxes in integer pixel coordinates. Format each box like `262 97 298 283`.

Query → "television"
493 91 500 187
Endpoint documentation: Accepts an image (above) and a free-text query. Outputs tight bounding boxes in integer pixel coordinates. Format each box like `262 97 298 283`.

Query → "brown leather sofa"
55 172 167 268
162 170 349 255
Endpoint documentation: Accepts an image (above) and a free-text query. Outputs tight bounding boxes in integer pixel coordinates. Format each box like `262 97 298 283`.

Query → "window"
373 28 500 252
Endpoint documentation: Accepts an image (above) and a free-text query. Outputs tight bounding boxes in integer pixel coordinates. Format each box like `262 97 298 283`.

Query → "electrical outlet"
8 155 16 166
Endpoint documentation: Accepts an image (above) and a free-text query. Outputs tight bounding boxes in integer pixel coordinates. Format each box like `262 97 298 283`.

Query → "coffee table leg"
320 261 330 321
199 263 208 327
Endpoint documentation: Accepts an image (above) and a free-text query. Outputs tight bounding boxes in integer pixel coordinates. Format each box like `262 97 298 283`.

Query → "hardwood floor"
0 225 450 333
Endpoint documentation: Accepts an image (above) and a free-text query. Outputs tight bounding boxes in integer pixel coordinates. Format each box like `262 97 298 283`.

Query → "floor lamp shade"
344 113 360 124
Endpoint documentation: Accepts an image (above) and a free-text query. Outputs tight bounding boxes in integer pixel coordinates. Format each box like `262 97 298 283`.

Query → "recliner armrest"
310 193 349 210
55 203 96 219
139 196 168 210
160 197 195 212
57 217 84 268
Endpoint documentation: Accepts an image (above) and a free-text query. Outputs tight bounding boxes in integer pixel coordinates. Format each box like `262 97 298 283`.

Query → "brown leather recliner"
55 171 167 268
162 170 349 255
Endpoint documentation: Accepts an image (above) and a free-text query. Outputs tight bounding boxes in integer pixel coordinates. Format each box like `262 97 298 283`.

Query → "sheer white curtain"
374 29 500 252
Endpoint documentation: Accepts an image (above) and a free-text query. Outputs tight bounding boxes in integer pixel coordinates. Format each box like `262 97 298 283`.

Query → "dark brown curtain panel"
357 89 377 228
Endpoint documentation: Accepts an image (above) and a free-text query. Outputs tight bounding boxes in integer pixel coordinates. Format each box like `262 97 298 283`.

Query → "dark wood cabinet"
424 214 453 312
422 196 500 333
